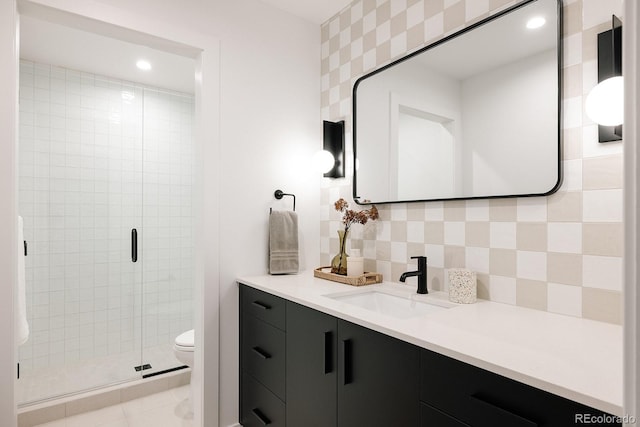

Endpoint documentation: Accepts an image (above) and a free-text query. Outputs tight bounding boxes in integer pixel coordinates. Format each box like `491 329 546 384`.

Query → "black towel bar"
270 189 296 213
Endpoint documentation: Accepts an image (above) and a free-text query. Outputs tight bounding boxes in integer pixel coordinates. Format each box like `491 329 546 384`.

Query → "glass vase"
331 229 349 275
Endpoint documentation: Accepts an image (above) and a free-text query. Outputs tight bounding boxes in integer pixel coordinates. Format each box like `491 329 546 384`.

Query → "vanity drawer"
242 314 286 400
241 373 285 427
420 349 620 427
240 283 286 330
420 402 469 427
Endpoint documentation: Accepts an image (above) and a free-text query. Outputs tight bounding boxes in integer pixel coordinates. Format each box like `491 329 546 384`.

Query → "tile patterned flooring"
18 344 180 405
32 385 193 427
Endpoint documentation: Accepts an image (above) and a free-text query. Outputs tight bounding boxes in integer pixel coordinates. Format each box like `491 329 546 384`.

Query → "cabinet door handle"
252 301 271 310
131 229 138 263
323 331 333 374
251 408 271 425
469 395 538 427
251 347 271 360
341 339 352 385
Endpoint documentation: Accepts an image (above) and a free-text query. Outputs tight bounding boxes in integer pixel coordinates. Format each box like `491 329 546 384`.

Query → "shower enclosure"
17 60 195 405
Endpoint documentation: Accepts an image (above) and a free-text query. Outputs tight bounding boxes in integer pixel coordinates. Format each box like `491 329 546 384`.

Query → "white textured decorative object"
448 268 477 304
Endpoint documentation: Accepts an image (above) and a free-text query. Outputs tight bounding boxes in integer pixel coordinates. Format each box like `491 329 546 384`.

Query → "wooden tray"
314 267 383 287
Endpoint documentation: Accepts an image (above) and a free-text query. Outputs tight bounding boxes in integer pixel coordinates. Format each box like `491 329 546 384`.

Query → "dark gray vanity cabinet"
420 349 621 427
337 318 420 426
286 301 338 426
286 300 420 427
239 285 287 427
240 284 621 427
240 284 420 426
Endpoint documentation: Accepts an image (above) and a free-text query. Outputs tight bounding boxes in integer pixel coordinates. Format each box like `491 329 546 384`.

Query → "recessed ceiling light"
526 16 546 29
136 60 152 71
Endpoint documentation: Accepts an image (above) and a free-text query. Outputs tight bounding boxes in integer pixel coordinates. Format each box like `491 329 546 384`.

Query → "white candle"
347 249 364 277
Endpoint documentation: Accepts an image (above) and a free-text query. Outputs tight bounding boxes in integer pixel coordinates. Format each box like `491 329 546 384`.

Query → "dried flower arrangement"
334 198 379 233
331 198 379 275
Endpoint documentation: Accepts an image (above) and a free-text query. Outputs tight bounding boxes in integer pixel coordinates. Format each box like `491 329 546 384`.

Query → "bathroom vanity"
238 272 622 427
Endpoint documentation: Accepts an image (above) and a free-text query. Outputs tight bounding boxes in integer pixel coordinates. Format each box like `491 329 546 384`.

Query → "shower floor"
17 344 184 406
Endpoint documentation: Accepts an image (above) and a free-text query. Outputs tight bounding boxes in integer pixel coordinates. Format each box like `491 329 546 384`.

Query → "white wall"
6 0 320 426
0 1 18 426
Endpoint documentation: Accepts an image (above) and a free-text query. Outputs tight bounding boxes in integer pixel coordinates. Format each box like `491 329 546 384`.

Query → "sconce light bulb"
313 149 335 174
585 76 624 126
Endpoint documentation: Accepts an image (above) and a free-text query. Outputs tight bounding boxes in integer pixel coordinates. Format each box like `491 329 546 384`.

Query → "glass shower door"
16 61 194 406
16 62 146 404
139 88 195 377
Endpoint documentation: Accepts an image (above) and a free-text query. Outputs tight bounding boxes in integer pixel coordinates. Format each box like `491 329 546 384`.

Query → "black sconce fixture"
321 120 345 178
586 15 622 143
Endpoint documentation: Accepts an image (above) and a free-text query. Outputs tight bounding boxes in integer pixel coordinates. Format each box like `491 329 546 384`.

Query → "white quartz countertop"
237 271 623 416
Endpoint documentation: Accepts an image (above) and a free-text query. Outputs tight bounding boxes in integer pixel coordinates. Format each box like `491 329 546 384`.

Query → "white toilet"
174 329 195 411
174 329 194 367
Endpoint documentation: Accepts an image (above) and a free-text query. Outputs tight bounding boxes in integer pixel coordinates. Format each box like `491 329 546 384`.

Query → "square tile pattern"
27 385 192 427
320 0 624 324
18 60 195 402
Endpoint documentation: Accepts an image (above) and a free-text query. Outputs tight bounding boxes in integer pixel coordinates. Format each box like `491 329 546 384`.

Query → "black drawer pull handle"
323 331 333 374
341 339 352 385
131 228 138 263
251 408 271 425
252 346 271 360
252 301 271 310
469 395 538 427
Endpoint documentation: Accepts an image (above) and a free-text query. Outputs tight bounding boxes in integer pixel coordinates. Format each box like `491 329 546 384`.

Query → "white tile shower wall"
18 60 194 376
320 0 624 324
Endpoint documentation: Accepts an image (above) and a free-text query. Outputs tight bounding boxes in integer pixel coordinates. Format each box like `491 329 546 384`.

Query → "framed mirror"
353 0 562 204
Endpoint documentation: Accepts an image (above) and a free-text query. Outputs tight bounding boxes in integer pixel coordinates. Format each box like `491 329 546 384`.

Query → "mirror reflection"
353 0 561 204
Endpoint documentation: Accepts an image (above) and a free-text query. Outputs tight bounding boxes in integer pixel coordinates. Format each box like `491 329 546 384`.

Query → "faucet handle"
410 256 427 269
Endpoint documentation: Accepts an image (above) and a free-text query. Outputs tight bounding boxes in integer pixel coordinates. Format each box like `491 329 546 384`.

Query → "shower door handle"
131 229 138 263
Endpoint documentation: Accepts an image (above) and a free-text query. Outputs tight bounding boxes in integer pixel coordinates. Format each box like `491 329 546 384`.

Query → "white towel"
16 216 29 346
269 210 299 274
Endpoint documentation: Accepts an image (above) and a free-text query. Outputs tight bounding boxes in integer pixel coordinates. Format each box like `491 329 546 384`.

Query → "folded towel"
269 210 299 275
16 216 29 346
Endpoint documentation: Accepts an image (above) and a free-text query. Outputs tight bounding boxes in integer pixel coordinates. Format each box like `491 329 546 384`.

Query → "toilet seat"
174 329 194 352
174 343 194 352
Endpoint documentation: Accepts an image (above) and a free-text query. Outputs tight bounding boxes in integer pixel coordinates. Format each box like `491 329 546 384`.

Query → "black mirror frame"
352 0 563 205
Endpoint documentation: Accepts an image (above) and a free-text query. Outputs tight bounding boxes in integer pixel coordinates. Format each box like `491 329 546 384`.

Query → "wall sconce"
314 120 345 178
585 15 622 142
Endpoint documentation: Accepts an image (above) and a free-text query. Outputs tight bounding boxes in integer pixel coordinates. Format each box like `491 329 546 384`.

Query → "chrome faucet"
399 256 428 294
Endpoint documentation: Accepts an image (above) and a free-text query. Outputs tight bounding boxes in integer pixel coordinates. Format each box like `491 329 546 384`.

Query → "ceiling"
20 15 196 94
257 0 352 24
19 0 352 94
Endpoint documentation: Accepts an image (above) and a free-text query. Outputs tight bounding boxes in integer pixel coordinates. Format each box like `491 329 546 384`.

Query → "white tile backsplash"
583 189 624 222
547 282 582 317
490 222 516 249
547 223 583 254
516 251 547 282
319 0 623 325
582 255 623 291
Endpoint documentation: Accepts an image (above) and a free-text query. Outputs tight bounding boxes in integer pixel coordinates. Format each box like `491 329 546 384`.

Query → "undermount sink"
326 288 454 319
